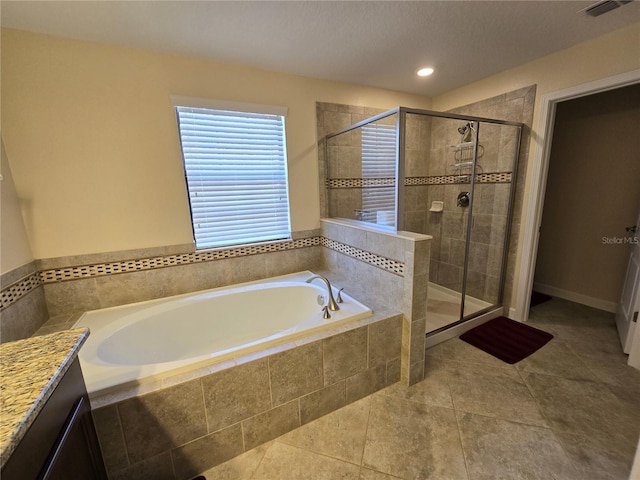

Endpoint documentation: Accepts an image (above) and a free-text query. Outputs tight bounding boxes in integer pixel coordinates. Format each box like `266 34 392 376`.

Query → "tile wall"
317 86 535 311
320 219 431 385
424 115 519 303
0 261 49 342
89 217 430 479
93 313 403 480
447 86 536 308
1 219 430 478
0 232 323 337
316 102 388 219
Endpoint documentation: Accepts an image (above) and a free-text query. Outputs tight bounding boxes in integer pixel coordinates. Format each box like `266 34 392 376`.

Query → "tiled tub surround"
37 233 324 320
320 218 431 386
75 271 374 395
92 312 404 480
1 223 429 479
0 261 49 342
90 222 427 478
1 236 323 341
3 227 411 329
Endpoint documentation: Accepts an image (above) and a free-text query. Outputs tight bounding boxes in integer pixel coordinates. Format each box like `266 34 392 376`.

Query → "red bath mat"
460 316 553 364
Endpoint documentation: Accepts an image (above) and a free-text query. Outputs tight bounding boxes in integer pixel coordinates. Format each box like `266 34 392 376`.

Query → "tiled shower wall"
450 86 536 307
422 116 519 303
317 85 535 310
316 102 387 219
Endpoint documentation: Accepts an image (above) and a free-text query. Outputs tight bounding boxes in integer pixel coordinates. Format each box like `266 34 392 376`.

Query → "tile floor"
196 298 640 480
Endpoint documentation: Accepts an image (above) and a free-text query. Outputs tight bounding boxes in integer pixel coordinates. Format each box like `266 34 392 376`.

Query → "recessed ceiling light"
417 67 434 77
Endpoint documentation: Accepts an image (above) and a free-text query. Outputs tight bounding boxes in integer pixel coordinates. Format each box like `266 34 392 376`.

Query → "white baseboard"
533 283 617 313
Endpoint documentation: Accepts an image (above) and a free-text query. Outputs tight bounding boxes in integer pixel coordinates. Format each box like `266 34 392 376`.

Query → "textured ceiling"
2 1 639 96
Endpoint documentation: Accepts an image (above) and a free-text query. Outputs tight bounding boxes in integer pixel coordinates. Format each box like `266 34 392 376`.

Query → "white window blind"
175 105 291 249
361 123 396 225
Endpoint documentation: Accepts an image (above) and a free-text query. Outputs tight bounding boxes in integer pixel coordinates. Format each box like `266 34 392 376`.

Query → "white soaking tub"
74 271 372 395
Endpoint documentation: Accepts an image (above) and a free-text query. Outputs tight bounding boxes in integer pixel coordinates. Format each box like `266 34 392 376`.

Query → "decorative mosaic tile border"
327 178 395 188
406 172 512 185
0 272 43 311
0 235 405 310
327 172 512 188
321 237 404 276
38 237 319 284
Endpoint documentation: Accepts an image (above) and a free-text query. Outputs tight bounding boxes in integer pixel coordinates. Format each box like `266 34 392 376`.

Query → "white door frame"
513 69 640 322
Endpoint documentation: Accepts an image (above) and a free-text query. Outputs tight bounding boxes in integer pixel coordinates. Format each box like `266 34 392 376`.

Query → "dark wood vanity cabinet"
2 358 107 480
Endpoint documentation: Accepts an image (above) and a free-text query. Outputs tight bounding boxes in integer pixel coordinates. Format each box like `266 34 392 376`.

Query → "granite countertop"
0 328 89 469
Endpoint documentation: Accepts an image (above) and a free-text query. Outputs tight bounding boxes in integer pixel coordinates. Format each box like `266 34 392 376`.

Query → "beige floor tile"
277 396 371 464
251 442 360 480
457 411 581 480
514 339 598 381
528 301 622 356
522 372 640 446
554 430 636 480
446 362 548 427
362 394 467 480
358 467 403 479
381 357 453 409
575 350 640 408
427 337 518 370
191 299 640 480
199 442 272 480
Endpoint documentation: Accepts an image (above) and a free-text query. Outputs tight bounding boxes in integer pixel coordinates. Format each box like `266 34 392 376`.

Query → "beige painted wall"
432 22 640 306
1 28 432 260
1 139 34 273
3 22 639 280
534 85 640 304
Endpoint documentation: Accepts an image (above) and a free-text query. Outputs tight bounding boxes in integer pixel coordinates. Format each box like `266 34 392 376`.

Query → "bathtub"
74 271 372 396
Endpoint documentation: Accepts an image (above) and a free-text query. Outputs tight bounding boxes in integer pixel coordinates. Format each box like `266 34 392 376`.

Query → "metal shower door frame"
324 106 524 330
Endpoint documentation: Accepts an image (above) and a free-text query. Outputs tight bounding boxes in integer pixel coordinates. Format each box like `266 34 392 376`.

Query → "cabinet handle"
38 396 85 480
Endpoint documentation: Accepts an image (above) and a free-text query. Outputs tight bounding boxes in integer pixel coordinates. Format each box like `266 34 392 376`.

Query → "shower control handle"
457 192 470 208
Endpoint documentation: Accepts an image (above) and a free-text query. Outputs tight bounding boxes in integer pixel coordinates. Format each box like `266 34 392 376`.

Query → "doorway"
514 69 640 325
533 84 640 315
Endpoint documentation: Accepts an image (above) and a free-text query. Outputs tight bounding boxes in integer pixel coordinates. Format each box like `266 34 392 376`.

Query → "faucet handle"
336 288 344 303
322 306 331 319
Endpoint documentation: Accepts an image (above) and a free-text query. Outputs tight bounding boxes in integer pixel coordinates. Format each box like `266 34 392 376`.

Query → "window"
173 97 291 249
361 122 396 226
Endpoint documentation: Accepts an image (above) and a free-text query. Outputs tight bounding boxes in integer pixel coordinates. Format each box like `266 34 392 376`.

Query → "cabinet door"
2 359 107 480
39 396 107 480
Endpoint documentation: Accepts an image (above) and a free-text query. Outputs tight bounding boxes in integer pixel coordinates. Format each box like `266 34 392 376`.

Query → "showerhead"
458 121 474 135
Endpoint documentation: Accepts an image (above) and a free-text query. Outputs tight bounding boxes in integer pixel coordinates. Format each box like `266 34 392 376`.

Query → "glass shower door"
404 113 471 332
326 112 399 229
463 121 521 317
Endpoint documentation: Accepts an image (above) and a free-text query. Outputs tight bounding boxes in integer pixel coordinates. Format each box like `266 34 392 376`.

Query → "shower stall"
324 107 523 334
